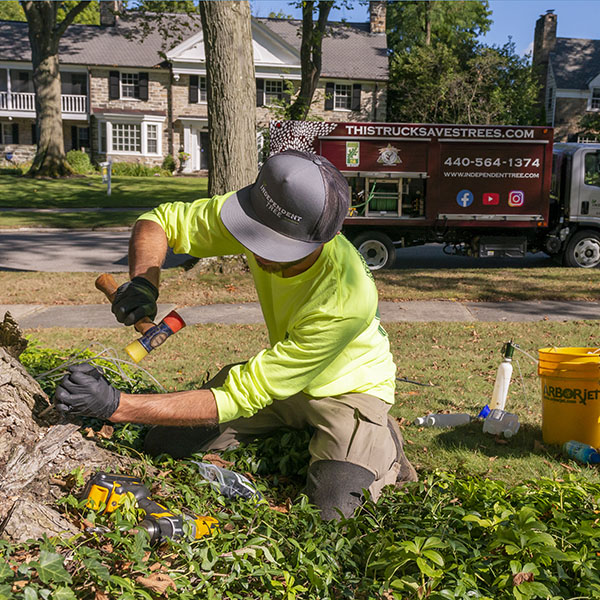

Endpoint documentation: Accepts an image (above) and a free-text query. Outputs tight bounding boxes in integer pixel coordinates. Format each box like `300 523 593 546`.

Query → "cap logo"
259 184 303 224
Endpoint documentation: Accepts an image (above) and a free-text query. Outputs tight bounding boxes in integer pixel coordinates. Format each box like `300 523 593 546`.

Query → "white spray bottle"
489 341 514 412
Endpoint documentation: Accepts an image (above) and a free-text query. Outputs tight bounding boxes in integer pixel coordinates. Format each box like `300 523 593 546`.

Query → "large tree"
286 1 334 121
21 1 92 178
387 0 539 125
198 0 257 194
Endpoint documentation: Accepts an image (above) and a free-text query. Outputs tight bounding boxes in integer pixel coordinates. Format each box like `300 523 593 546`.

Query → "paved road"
0 229 556 272
0 229 190 272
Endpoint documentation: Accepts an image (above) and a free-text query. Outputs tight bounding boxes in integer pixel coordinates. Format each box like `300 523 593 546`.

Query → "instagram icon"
508 190 524 207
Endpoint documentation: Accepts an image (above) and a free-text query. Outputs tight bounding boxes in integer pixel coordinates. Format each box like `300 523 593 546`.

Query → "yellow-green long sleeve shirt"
139 194 396 423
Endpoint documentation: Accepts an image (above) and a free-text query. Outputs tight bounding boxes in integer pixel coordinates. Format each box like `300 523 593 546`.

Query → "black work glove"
111 276 158 326
54 363 121 420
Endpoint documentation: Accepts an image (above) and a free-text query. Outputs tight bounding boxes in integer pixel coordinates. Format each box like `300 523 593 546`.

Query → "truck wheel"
352 232 396 270
564 230 600 268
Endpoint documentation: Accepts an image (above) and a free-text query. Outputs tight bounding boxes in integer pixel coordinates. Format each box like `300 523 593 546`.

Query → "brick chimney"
100 1 121 27
532 10 557 118
533 9 557 67
369 1 386 34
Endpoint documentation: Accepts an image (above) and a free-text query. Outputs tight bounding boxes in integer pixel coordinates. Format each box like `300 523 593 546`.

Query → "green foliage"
388 41 539 125
387 1 539 125
387 0 492 61
0 1 99 25
3 472 600 598
65 150 94 175
109 162 172 177
579 113 600 141
161 153 177 173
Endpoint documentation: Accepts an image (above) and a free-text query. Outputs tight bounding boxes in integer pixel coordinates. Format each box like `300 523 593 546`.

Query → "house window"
265 80 283 104
591 88 600 110
61 72 87 95
147 123 158 154
198 76 207 102
10 70 34 93
1 123 14 144
113 122 141 152
334 83 352 110
99 119 163 155
121 72 139 98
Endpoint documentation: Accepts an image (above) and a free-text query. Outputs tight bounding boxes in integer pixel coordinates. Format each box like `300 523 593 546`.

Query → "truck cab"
553 143 600 267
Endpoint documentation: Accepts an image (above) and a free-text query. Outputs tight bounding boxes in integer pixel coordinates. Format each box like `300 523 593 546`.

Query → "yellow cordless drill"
82 472 218 544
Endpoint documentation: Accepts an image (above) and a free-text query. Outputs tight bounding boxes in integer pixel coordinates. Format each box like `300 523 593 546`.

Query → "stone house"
533 9 600 141
0 1 388 173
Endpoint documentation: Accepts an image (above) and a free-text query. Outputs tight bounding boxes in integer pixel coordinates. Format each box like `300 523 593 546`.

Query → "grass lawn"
3 264 600 304
0 210 143 229
0 172 208 209
24 320 600 487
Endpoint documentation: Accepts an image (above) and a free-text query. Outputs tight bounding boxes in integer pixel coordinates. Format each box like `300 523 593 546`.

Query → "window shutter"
109 71 120 99
256 78 264 107
12 123 18 144
189 75 199 103
351 84 361 111
324 82 334 110
31 123 38 144
71 126 78 150
138 72 149 101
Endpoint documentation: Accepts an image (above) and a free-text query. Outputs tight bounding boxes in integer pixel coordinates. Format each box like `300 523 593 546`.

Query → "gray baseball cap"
220 150 349 262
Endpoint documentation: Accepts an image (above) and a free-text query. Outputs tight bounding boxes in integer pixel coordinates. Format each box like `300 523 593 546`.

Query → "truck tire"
564 230 600 268
352 231 396 270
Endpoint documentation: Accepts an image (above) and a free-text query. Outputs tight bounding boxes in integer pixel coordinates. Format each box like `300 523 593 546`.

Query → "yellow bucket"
538 347 600 446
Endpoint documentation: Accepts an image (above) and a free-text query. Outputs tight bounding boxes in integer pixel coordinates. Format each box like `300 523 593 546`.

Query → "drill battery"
82 472 218 544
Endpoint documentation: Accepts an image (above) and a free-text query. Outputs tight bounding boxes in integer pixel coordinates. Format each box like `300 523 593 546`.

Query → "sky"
250 0 600 58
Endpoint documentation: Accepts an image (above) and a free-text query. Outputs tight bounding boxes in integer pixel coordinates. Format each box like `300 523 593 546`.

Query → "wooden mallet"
95 273 185 363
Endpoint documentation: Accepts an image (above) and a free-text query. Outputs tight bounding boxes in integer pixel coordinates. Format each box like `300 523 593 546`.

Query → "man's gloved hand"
111 276 158 326
54 363 121 420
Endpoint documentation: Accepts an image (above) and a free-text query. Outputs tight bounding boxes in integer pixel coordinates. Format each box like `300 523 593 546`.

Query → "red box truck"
269 121 600 269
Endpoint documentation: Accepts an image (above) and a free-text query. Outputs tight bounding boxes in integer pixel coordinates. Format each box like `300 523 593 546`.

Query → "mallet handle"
95 273 155 335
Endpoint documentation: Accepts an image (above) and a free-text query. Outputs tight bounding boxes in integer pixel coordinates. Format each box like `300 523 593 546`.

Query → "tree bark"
0 313 131 543
287 1 333 121
21 1 90 178
198 0 257 195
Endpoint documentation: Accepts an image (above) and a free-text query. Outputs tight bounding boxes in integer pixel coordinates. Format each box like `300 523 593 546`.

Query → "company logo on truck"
508 191 525 207
456 190 474 208
377 144 402 166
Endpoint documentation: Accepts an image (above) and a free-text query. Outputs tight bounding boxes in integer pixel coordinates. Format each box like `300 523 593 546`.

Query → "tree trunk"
287 1 333 121
199 0 257 195
21 1 90 178
0 313 131 543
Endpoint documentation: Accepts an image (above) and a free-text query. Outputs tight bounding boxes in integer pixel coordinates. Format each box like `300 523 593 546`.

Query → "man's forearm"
110 389 219 427
129 219 169 287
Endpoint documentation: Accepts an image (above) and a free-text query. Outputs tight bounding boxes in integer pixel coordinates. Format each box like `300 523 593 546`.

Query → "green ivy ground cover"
2 332 600 599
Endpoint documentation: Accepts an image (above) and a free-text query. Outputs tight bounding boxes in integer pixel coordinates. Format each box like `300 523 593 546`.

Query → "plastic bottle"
562 440 600 464
423 413 472 427
482 408 520 438
489 341 514 411
414 414 433 426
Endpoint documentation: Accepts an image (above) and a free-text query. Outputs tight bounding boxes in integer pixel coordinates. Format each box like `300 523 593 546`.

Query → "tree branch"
55 0 91 39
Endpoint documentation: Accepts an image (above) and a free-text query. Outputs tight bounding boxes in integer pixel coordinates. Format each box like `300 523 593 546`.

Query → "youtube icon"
483 192 499 205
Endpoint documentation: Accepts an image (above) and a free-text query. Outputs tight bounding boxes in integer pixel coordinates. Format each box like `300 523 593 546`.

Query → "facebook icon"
456 189 474 208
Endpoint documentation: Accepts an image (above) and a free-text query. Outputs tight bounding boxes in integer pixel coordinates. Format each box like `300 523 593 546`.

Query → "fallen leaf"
560 462 577 472
513 572 534 585
94 589 110 600
97 424 114 439
136 573 176 595
223 523 235 532
12 581 28 592
202 454 233 468
85 427 95 438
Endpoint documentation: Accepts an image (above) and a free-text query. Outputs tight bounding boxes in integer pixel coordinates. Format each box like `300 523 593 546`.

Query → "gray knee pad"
144 425 221 459
305 460 375 521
